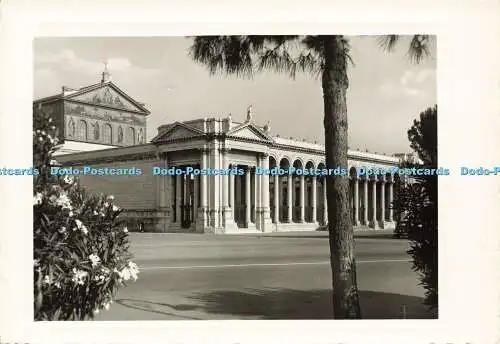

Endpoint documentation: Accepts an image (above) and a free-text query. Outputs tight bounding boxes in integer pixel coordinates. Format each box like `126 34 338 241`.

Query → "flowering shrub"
33 107 139 320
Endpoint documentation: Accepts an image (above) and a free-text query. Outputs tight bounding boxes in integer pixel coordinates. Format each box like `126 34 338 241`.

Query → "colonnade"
157 151 396 232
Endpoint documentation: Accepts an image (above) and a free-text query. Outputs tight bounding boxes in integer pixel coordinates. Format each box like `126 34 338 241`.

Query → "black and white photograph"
1 2 499 344
32 35 437 321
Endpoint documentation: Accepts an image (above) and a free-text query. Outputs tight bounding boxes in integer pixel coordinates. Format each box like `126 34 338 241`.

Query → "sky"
33 36 436 155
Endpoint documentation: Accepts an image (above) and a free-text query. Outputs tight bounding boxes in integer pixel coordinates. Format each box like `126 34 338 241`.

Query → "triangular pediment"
65 82 149 114
152 122 205 143
227 123 273 142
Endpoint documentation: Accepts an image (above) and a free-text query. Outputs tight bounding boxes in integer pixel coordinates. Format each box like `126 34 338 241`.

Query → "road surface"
94 232 436 320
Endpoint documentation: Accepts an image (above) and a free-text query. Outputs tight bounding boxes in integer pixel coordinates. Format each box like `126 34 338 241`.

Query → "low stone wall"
120 209 162 232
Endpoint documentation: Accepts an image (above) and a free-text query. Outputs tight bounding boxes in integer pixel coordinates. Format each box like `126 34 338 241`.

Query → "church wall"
63 100 147 147
68 158 158 211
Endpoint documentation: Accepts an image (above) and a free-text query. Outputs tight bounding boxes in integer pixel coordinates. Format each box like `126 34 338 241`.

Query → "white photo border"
0 0 499 343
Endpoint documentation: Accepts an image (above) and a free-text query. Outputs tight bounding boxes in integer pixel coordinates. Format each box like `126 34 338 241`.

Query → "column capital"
220 147 231 154
259 152 269 159
198 147 209 153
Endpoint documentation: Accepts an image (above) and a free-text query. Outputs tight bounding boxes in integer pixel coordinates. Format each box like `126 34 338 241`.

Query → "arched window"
103 123 112 144
127 127 136 145
138 128 144 144
117 126 123 143
77 120 87 140
93 122 100 140
68 118 75 137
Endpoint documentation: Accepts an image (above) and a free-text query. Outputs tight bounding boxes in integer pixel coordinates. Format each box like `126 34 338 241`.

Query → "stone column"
209 141 220 229
287 173 293 223
379 178 386 228
254 155 261 228
323 178 328 225
220 148 237 231
245 166 251 227
175 173 183 225
370 178 378 228
193 173 198 225
196 149 208 232
260 153 273 231
229 167 235 219
353 177 359 226
388 181 394 222
221 149 229 215
155 152 170 232
363 178 369 226
158 166 167 210
235 174 241 221
273 174 279 224
299 174 305 223
311 176 317 223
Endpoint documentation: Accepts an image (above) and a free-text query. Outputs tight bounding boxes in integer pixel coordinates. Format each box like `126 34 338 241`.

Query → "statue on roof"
101 60 112 83
246 105 253 122
263 120 271 133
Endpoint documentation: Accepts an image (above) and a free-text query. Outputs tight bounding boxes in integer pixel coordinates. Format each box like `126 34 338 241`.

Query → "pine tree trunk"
321 36 361 319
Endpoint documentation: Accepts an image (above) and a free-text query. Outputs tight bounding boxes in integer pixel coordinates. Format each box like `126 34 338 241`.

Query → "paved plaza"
94 232 436 320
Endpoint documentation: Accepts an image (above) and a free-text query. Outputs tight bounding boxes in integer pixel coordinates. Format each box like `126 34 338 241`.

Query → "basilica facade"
35 73 402 234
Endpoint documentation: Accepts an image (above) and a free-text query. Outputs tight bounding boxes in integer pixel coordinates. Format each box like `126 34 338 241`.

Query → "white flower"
93 309 100 315
112 205 119 212
33 193 43 206
103 302 111 311
93 274 106 283
93 210 98 216
118 261 140 282
58 226 66 234
89 254 101 267
101 266 110 274
123 227 128 233
63 175 74 185
103 202 109 208
38 137 43 142
74 219 88 235
107 195 114 201
55 192 72 210
68 210 74 217
33 259 39 267
43 275 52 285
54 281 61 288
71 268 88 285
49 194 57 203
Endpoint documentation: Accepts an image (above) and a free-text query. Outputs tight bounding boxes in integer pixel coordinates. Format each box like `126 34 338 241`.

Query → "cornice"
61 151 158 166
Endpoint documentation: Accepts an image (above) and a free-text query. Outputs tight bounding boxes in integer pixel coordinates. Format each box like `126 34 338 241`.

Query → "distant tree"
188 35 433 319
394 105 438 309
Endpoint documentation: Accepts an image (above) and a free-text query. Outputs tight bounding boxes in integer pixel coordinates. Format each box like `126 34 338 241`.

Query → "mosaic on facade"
70 86 142 113
64 102 146 126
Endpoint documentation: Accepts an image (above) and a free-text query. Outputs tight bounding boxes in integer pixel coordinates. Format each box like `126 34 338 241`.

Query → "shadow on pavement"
116 289 437 320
